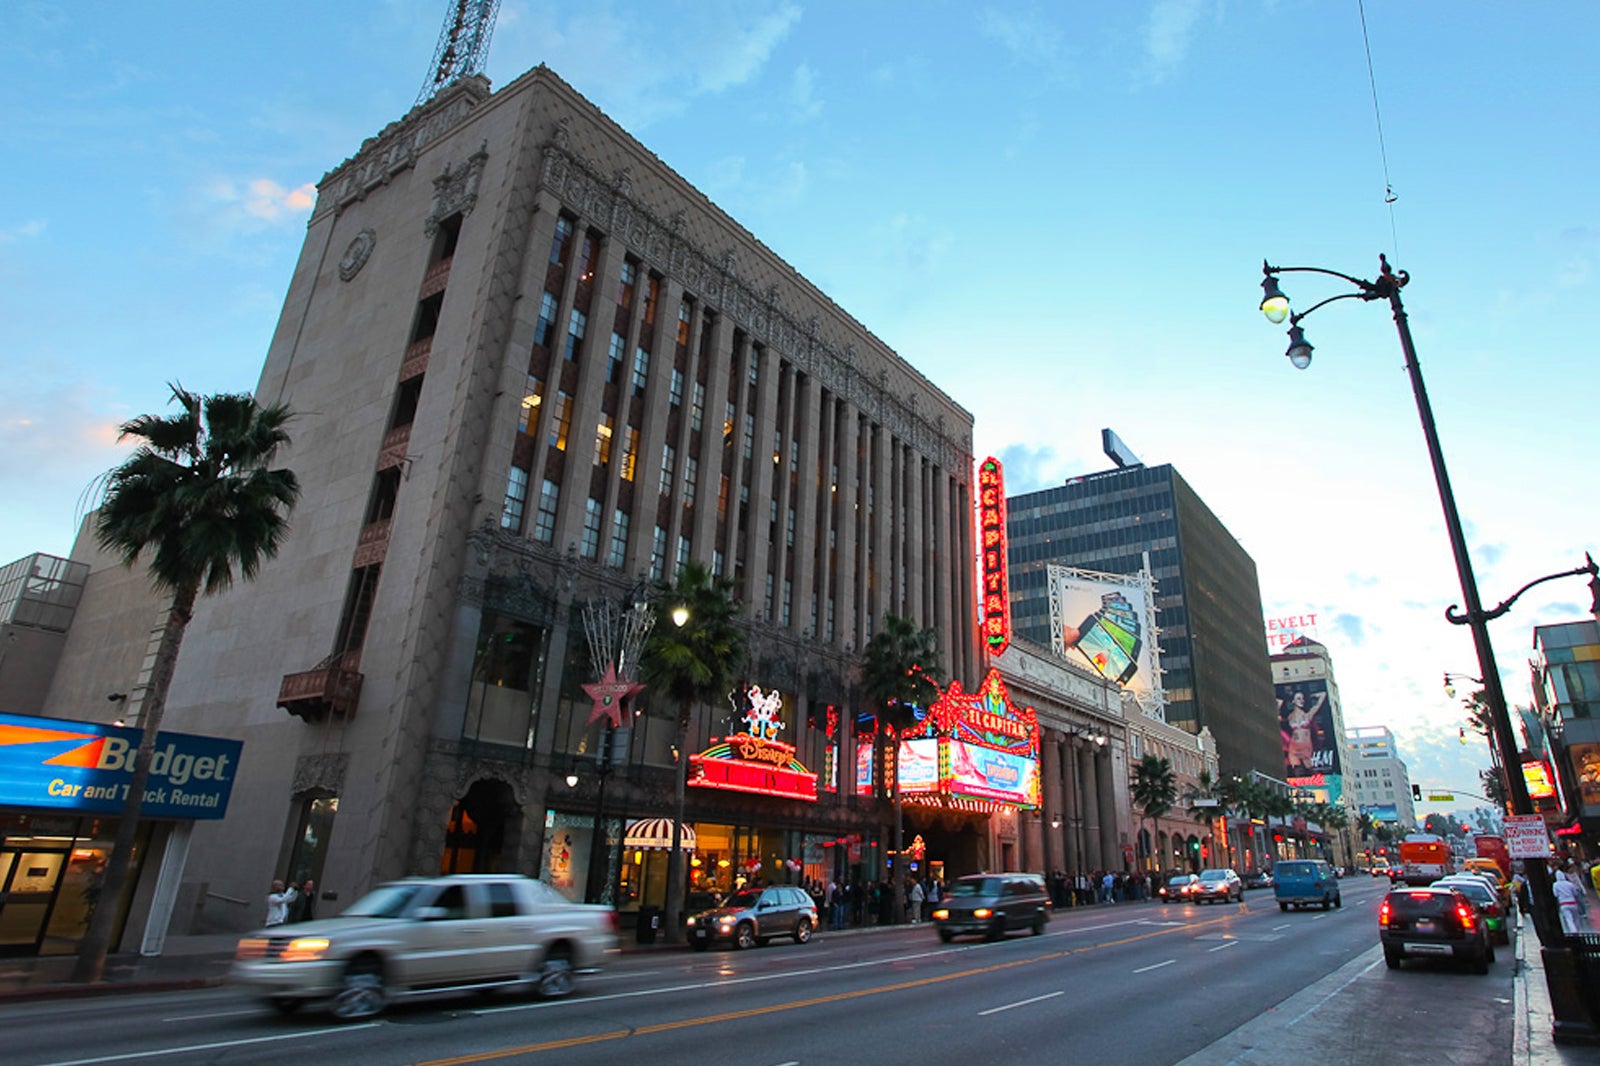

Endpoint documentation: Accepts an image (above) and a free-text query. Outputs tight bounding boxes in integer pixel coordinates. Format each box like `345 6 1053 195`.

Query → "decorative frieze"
292 752 350 795
425 142 489 236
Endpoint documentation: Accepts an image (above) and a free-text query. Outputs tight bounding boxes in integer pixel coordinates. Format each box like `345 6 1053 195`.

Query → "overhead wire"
1357 0 1400 259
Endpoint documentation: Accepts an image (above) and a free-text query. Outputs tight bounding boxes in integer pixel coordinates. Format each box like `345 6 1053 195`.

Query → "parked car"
931 873 1051 941
1190 868 1243 904
1241 869 1274 890
232 874 619 1019
1433 876 1510 945
1159 873 1200 903
1379 885 1495 973
1273 859 1341 912
685 885 817 950
1460 860 1513 909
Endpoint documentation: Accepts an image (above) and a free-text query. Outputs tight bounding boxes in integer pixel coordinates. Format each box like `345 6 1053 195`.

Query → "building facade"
1531 619 1600 849
41 68 985 939
1345 725 1418 831
1270 636 1353 808
1005 462 1281 780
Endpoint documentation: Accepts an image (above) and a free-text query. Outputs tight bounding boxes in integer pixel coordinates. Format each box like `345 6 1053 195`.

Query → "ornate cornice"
292 752 350 796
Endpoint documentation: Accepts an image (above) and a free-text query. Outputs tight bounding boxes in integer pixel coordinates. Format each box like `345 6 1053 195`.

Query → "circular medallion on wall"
338 228 376 281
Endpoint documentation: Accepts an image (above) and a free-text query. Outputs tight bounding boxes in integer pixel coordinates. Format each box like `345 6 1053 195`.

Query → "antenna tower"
416 0 501 107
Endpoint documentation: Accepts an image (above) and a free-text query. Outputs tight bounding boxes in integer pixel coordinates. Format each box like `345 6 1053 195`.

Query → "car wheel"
535 945 575 999
984 919 1005 942
1471 948 1490 975
938 929 954 943
330 955 387 1021
1384 947 1401 969
1031 913 1047 936
1334 895 1342 910
734 922 757 950
268 998 303 1016
1279 902 1289 912
794 917 813 944
1485 940 1497 965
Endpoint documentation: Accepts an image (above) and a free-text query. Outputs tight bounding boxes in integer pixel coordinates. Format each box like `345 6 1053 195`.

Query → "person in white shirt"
264 879 298 927
1553 868 1585 934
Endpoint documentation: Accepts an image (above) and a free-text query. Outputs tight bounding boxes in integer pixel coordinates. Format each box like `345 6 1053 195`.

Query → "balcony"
352 519 392 568
278 653 363 721
399 338 431 382
377 424 411 471
419 257 453 299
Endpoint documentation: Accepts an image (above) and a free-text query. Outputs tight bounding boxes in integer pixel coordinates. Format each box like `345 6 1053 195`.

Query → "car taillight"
1379 901 1391 925
1456 904 1476 929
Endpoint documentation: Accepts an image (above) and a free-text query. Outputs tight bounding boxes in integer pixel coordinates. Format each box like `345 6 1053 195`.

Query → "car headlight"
972 908 993 919
686 917 696 927
718 918 735 928
279 938 331 962
932 908 949 920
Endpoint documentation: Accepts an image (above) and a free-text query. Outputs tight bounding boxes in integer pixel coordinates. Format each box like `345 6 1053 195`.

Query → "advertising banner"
897 738 940 793
947 740 1038 806
0 712 242 820
1569 742 1600 809
1275 678 1340 778
1047 566 1162 712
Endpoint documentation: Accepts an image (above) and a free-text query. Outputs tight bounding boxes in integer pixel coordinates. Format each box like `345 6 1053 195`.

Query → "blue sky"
5 2 1597 822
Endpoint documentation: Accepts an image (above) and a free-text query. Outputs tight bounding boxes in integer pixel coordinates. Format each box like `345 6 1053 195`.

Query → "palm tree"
72 385 298 983
858 614 942 923
1183 770 1225 865
1130 755 1177 872
1317 803 1351 870
639 561 745 943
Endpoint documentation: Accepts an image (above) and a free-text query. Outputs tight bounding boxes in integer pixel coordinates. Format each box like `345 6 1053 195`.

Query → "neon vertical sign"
977 457 1010 655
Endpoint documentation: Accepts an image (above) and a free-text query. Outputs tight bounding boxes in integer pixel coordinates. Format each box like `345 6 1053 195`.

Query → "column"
1063 738 1082 875
1097 747 1120 870
1080 744 1103 871
1041 732 1063 876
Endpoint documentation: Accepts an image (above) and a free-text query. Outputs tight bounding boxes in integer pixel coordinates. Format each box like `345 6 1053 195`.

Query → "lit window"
595 415 614 466
549 392 572 450
518 375 543 434
620 427 638 482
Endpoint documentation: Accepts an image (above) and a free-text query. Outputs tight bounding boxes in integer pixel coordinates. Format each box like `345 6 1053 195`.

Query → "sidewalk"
0 911 1589 1065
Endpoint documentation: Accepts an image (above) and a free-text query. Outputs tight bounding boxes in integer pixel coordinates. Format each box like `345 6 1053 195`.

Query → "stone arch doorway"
441 778 522 874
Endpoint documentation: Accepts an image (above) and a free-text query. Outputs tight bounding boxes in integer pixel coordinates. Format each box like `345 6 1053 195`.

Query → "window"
643 274 660 328
781 579 792 626
618 260 637 310
651 526 668 580
691 381 705 432
683 456 698 506
549 392 572 450
518 375 543 434
632 347 650 393
677 535 690 570
620 427 639 482
712 550 724 577
764 574 775 619
534 292 559 348
743 414 755 459
549 216 573 266
676 300 693 347
580 498 603 559
501 466 529 531
786 507 795 547
607 510 629 568
669 368 684 408
749 347 760 384
607 333 626 382
533 480 560 544
564 309 587 361
595 415 614 466
659 445 676 496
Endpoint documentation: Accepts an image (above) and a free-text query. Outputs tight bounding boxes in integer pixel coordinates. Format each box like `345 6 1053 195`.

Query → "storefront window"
0 814 149 957
464 611 548 749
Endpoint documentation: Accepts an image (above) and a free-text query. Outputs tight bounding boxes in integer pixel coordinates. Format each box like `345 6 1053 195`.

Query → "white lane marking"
37 1023 381 1066
1208 941 1240 953
1133 959 1176 974
160 1008 261 1021
978 990 1064 1016
1272 923 1293 931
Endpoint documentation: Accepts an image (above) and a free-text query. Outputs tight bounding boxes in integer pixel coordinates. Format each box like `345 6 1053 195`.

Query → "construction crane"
416 0 501 107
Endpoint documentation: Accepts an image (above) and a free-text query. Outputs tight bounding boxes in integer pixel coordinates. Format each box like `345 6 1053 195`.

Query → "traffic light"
1412 785 1422 801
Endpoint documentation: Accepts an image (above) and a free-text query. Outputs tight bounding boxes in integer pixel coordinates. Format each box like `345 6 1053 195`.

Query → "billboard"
1276 678 1340 779
1047 565 1163 714
902 668 1041 810
898 738 940 793
0 712 242 819
1362 803 1400 823
1571 742 1600 809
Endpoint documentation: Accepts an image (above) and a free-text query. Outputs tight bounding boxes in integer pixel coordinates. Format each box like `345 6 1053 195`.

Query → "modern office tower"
1346 725 1418 829
41 66 979 934
1006 461 1281 779
1270 636 1353 806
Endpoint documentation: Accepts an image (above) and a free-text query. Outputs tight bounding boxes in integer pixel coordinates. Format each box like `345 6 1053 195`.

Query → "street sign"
1504 814 1554 859
1426 792 1455 802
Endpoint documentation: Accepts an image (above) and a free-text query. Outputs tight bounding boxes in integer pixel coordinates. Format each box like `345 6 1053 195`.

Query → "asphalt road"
0 877 1514 1066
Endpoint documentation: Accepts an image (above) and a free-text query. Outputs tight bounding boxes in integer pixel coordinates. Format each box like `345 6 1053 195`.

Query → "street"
0 878 1514 1066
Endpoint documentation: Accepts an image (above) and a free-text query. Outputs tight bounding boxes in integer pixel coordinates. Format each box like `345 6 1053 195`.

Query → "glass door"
0 849 67 956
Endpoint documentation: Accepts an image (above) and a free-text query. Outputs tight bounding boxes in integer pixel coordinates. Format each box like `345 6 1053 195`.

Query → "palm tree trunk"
663 703 689 945
892 762 905 924
71 583 196 984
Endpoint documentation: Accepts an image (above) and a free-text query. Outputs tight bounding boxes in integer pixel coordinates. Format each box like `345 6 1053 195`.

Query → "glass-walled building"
1532 619 1600 843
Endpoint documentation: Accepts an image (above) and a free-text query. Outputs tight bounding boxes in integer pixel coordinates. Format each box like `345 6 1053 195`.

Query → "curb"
0 977 225 1005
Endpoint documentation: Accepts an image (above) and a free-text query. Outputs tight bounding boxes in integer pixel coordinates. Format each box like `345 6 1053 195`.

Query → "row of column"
1025 731 1121 876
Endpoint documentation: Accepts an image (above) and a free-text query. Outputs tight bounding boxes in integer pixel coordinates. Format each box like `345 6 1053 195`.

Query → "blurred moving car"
1241 869 1274 890
232 874 619 1019
686 885 817 950
1369 857 1392 879
1379 885 1495 973
1159 873 1200 903
1433 875 1510 945
1191 868 1243 904
1273 859 1341 912
932 873 1051 941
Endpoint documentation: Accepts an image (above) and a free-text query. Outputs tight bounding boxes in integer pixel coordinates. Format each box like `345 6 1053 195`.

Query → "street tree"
1130 755 1177 871
858 614 942 922
639 561 745 943
73 385 299 984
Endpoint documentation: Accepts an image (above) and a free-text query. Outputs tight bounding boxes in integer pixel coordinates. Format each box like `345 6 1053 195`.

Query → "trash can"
1569 933 1600 1023
636 905 661 945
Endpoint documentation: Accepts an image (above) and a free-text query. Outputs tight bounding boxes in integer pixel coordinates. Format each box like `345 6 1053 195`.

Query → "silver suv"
686 885 818 950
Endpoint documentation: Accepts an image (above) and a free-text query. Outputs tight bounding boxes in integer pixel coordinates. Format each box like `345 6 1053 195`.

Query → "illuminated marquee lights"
898 668 1040 810
688 684 819 803
977 457 1011 655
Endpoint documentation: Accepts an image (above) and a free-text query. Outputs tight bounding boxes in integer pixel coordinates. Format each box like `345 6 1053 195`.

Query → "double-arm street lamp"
1260 255 1599 1042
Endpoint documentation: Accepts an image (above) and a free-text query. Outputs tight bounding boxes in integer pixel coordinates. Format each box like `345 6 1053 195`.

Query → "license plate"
693 929 708 939
1406 943 1450 956
1414 920 1436 933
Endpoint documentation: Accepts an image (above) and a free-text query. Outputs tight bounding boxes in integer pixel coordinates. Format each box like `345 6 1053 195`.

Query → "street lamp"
1261 254 1597 1042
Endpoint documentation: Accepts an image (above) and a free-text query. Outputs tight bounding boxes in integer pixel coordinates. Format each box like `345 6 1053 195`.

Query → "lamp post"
1261 255 1599 1041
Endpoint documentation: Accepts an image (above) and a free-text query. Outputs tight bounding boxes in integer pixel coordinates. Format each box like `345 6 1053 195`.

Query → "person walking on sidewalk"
1553 868 1586 934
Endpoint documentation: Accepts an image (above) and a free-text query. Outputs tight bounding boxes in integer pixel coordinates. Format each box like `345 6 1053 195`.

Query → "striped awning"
624 817 697 851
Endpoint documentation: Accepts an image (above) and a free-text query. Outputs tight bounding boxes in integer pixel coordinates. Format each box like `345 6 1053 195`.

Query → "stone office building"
43 66 981 936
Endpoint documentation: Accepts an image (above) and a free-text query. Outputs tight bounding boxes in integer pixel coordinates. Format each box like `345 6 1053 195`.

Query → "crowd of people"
789 868 1167 929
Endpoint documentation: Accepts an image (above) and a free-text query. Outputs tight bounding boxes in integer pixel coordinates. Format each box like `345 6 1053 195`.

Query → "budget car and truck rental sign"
0 711 241 819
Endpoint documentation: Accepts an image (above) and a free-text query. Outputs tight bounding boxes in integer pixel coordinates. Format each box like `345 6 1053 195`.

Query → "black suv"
685 886 817 950
1378 885 1495 973
932 873 1050 942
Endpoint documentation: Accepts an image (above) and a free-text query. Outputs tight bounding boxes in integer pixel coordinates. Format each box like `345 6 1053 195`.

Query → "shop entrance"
0 815 145 957
900 810 990 882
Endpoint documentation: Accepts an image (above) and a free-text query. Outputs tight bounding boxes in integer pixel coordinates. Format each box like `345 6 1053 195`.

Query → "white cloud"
0 219 47 244
186 175 316 245
1144 0 1209 82
693 4 802 93
979 7 1066 67
790 63 822 120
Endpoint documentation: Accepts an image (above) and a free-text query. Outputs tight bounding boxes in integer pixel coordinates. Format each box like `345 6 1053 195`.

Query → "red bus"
1397 833 1453 886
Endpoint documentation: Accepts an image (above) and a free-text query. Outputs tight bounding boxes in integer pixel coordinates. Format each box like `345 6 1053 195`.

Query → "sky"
5 2 1598 826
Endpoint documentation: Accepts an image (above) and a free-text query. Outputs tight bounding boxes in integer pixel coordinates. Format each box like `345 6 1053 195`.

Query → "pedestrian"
925 876 941 923
908 877 925 923
292 879 317 922
1553 867 1586 934
1101 870 1114 903
264 878 297 927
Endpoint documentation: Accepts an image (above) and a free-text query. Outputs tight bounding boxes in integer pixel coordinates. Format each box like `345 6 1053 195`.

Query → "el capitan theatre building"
0 712 241 957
